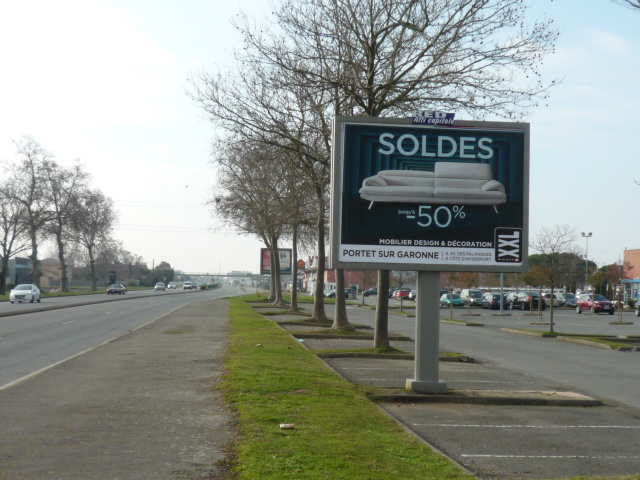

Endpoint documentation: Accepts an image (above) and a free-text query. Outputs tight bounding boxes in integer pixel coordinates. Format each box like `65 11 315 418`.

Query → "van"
460 289 483 306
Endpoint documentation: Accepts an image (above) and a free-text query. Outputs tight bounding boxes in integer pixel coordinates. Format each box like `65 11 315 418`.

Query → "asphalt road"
348 296 640 411
0 285 242 391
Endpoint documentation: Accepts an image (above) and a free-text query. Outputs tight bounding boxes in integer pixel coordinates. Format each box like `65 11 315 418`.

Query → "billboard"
260 248 293 275
330 116 529 272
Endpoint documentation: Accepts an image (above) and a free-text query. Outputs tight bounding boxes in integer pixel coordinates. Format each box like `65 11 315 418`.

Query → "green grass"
221 296 474 480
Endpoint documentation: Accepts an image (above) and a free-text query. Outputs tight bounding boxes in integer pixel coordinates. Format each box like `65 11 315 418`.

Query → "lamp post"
581 232 592 291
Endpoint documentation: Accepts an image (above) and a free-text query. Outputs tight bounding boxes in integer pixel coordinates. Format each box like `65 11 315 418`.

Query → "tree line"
0 135 119 293
189 0 560 345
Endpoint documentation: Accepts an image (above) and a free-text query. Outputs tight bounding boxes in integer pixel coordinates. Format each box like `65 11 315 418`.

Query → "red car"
395 289 412 300
576 294 615 315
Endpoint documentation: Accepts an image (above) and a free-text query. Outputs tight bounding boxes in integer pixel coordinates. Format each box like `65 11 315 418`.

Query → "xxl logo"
494 228 522 263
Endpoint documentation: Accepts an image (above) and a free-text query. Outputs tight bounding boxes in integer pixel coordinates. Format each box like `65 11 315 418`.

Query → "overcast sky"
1 1 639 275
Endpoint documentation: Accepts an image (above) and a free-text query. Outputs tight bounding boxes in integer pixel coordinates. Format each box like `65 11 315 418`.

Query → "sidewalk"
0 298 233 480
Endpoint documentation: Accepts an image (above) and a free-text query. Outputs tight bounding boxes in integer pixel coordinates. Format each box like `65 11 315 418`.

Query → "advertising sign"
330 116 529 272
260 248 293 275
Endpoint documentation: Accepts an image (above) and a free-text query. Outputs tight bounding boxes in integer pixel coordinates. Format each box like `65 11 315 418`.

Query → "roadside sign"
260 248 293 275
330 115 529 272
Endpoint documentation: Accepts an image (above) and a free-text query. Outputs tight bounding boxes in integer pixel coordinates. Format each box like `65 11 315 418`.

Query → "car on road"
10 284 41 303
154 282 166 291
363 287 377 297
107 284 126 295
167 282 177 289
481 292 508 310
507 291 545 311
440 293 464 308
576 294 615 315
183 282 194 290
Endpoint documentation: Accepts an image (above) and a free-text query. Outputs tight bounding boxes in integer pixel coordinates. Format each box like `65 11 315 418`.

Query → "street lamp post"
581 232 592 292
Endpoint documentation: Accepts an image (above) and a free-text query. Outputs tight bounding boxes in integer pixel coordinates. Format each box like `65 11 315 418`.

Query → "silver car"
10 284 41 304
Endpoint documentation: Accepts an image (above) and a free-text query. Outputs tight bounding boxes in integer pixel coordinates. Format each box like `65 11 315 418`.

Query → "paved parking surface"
276 304 640 480
380 403 640 480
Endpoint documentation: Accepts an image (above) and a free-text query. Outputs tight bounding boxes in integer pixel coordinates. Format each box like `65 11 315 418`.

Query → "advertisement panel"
330 116 529 272
260 248 293 275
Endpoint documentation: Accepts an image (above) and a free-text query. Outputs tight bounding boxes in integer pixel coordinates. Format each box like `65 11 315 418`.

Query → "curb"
369 390 603 406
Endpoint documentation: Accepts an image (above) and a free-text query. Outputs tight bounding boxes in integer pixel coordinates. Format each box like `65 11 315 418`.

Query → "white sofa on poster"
358 162 506 212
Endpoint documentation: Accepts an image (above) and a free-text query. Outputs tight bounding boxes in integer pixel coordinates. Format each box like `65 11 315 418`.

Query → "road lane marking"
462 454 640 459
415 424 640 429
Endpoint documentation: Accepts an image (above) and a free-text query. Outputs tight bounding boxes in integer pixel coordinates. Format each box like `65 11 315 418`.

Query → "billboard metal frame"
330 115 530 273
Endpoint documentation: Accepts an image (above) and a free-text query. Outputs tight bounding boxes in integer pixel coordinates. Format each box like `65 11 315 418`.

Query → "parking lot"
290 299 640 479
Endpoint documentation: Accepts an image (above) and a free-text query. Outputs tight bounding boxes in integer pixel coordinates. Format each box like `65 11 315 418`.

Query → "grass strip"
221 296 474 480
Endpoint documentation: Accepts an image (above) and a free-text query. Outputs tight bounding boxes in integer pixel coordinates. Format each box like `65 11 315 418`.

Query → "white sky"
1 1 639 274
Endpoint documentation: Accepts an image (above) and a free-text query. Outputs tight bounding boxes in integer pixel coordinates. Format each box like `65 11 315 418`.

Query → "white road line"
462 454 640 459
61 320 76 325
414 424 640 429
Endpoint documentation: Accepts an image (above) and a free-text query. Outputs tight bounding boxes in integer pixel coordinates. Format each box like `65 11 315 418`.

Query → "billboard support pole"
406 270 448 393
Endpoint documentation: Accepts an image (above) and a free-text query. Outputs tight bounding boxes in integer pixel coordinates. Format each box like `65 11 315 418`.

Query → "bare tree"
613 0 640 9
211 141 311 307
192 0 558 339
529 225 577 332
2 136 55 288
42 161 90 291
0 182 30 293
71 189 116 290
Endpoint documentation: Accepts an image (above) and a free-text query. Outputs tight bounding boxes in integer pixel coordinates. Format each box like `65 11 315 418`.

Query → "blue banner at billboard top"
330 116 529 272
411 111 455 126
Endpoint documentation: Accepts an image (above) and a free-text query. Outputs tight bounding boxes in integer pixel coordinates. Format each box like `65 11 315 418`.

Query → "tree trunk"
288 225 299 313
311 190 328 322
29 229 41 288
56 232 69 292
332 268 354 331
374 270 391 348
270 240 287 307
0 256 9 294
88 247 97 291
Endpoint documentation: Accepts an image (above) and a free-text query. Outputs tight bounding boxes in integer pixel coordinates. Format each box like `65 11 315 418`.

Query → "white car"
155 282 166 291
183 282 194 290
167 282 177 289
10 284 41 304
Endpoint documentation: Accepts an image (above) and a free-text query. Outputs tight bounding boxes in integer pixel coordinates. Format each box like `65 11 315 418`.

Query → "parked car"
507 291 545 311
363 287 377 297
440 293 464 308
168 282 177 289
408 289 417 300
481 292 508 310
542 293 562 307
395 289 412 300
107 284 126 295
155 282 166 291
461 289 483 306
327 289 354 299
9 284 41 303
389 289 400 299
635 302 640 317
563 293 577 308
183 282 194 290
576 294 615 315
